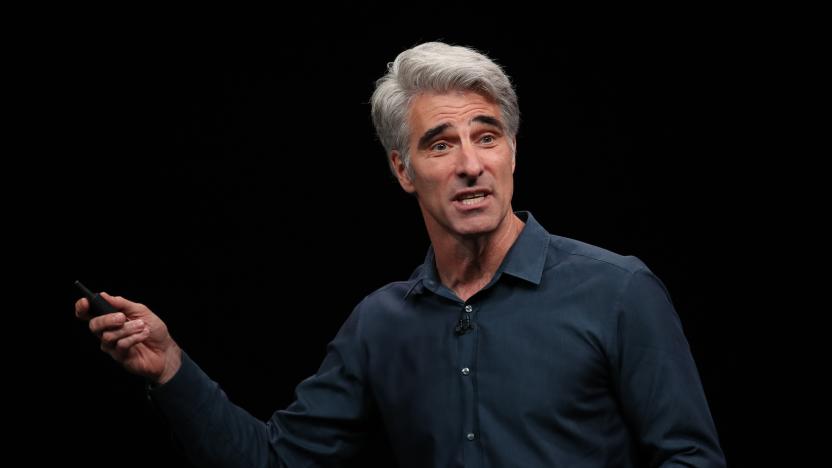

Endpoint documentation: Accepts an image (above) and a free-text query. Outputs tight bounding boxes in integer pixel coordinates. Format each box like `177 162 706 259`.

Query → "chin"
452 217 500 237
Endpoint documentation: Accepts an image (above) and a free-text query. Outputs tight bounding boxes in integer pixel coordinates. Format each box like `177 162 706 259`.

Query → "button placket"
457 301 480 456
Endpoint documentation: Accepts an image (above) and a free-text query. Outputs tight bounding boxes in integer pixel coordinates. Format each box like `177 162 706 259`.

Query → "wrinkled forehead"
408 90 503 131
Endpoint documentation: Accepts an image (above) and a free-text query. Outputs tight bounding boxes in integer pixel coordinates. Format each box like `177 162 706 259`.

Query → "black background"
21 12 798 467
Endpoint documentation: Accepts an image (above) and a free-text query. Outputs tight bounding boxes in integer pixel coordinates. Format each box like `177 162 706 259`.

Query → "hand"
75 292 181 385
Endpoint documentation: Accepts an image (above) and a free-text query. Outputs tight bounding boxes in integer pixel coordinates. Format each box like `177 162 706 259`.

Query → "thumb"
99 292 150 321
99 291 134 311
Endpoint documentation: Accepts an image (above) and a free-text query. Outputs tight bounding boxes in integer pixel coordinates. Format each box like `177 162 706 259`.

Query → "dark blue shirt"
150 212 725 467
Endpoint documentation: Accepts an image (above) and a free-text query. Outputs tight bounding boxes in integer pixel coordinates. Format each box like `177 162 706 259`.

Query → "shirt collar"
498 211 549 285
405 211 549 298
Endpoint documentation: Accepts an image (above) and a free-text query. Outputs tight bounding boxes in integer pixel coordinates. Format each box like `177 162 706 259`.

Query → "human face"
392 90 516 238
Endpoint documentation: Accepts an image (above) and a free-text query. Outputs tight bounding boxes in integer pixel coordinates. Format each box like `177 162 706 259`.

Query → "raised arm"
76 292 376 468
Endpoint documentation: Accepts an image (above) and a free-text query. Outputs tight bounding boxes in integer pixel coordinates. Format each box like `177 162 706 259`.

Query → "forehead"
408 90 502 130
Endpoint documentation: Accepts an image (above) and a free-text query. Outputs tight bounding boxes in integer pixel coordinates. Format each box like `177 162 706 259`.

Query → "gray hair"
371 42 520 177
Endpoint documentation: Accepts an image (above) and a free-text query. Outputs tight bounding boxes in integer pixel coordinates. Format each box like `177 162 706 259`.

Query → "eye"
480 134 495 144
431 142 449 152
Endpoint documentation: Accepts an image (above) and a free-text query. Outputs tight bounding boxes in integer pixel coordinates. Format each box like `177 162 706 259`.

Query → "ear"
391 151 416 194
511 138 517 174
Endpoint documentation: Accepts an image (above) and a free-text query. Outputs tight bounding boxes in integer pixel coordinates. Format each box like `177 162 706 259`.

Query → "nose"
455 144 484 183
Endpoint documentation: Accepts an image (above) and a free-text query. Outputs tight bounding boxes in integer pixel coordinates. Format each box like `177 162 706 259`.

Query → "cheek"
412 174 445 200
495 159 514 179
498 166 515 195
416 166 450 190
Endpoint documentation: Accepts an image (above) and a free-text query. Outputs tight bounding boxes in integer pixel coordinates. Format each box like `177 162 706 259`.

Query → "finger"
100 319 146 348
89 312 127 336
113 326 151 354
75 298 90 320
99 292 137 312
100 292 150 320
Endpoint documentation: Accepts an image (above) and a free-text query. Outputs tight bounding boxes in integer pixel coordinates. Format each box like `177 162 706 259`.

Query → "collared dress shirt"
150 211 726 467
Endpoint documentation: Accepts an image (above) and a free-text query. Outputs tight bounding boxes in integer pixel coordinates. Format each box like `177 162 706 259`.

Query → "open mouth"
458 193 488 205
454 190 491 208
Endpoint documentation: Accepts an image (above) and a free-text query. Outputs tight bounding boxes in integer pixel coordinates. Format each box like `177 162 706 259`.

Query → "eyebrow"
472 115 504 131
416 115 505 150
417 123 451 150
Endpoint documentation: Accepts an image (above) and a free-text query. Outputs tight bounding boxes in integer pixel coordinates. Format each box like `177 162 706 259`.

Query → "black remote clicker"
74 280 119 317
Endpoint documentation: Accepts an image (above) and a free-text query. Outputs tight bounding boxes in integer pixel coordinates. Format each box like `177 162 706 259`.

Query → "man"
76 42 726 467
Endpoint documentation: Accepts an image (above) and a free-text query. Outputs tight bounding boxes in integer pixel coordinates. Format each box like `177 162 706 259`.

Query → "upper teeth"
460 193 486 205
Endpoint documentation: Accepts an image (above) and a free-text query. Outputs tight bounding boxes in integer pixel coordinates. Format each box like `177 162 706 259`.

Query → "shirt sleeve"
148 305 375 468
612 267 726 467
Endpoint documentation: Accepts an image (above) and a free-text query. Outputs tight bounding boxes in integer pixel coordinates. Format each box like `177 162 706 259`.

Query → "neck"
430 212 525 301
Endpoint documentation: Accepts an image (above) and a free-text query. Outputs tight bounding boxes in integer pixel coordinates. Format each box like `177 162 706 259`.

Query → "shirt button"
464 305 473 312
461 367 470 376
466 432 476 441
